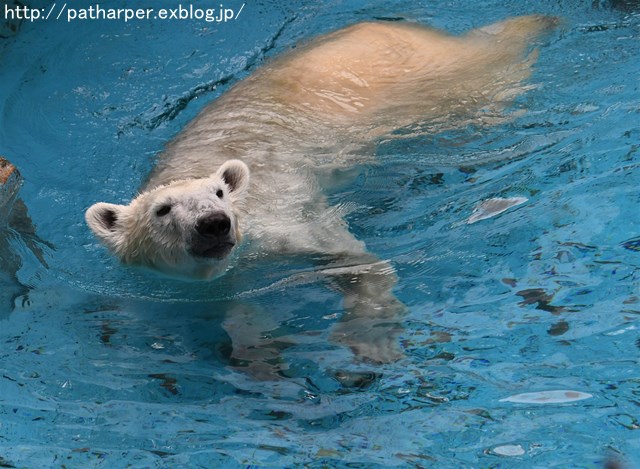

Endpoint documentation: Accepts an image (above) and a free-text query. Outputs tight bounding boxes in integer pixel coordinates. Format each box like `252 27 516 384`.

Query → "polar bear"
86 16 556 363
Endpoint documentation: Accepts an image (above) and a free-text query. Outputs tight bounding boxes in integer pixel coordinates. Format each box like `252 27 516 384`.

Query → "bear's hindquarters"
231 15 557 141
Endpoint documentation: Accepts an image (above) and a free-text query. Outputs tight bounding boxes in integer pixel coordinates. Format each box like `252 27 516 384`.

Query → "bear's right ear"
85 202 128 250
216 159 250 196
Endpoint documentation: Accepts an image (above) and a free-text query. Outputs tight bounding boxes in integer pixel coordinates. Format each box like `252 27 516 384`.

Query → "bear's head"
85 159 250 280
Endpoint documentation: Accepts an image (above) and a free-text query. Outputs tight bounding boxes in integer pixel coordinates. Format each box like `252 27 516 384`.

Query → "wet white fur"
86 16 555 361
87 16 555 278
86 160 249 279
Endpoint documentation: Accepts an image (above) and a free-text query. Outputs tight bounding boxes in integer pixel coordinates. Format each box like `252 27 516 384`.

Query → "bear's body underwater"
86 16 556 363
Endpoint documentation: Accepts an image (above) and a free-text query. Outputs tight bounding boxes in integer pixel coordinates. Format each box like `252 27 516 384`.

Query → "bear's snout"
195 213 231 238
189 212 236 260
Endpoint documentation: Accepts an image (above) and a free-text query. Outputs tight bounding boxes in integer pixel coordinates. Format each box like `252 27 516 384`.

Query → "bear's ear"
216 159 250 195
85 202 128 250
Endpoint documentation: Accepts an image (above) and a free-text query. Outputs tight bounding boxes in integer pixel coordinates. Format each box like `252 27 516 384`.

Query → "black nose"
195 213 231 238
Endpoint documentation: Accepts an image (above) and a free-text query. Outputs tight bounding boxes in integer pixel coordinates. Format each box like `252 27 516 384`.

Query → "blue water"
1 0 639 467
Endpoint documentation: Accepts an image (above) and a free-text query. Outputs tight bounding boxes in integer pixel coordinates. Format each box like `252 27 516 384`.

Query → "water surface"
1 0 639 467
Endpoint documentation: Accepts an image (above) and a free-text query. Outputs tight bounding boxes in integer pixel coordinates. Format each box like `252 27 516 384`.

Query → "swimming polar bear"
86 15 556 364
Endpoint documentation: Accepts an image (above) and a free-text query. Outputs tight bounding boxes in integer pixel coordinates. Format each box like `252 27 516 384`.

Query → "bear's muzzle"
190 213 236 259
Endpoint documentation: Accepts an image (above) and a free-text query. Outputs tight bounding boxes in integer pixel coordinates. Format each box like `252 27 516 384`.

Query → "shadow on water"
600 0 640 13
0 0 25 40
0 157 51 317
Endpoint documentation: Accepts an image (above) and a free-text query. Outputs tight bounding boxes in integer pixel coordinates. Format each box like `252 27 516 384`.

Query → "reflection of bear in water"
87 16 556 364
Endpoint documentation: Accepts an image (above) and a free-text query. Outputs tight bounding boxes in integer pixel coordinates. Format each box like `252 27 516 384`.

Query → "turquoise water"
1 0 639 467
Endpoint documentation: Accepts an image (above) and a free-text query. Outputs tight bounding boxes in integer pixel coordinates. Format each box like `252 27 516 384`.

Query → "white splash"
500 390 593 404
467 197 528 224
492 444 526 457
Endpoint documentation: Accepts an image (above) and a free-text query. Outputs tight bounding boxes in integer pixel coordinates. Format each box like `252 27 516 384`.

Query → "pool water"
1 0 640 467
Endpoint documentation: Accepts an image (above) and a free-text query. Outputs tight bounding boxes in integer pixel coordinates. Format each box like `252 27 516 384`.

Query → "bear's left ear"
216 159 250 196
85 202 129 252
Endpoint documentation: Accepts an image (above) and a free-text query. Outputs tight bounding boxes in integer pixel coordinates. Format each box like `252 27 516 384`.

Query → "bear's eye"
156 205 172 217
216 189 224 199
